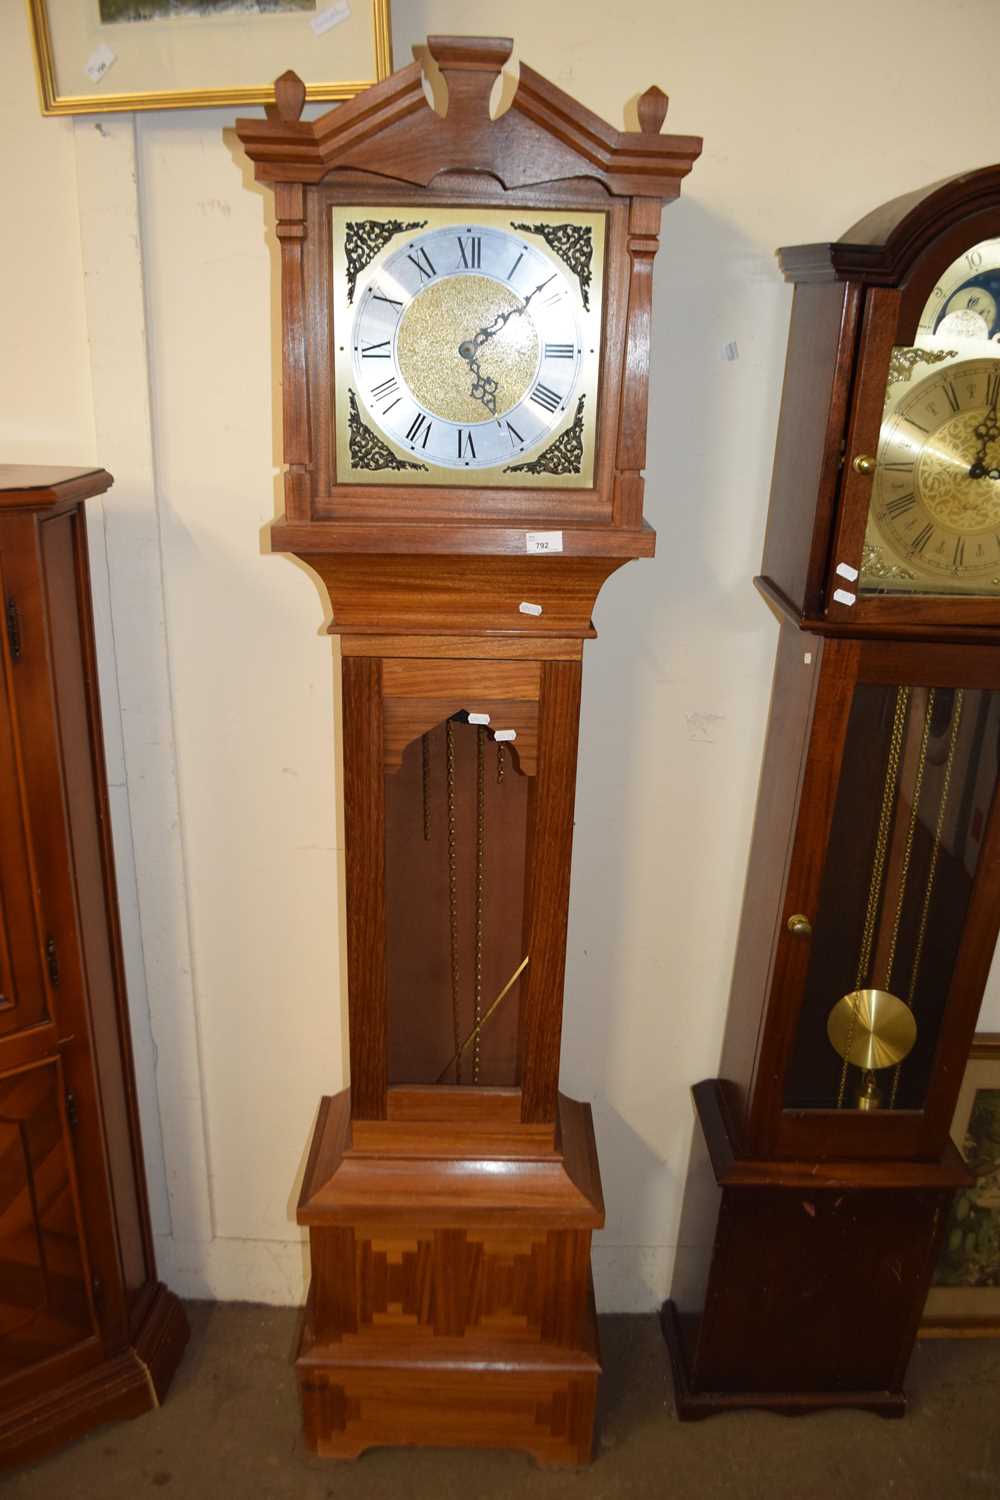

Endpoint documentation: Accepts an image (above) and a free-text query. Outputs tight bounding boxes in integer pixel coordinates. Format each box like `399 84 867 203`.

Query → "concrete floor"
7 1306 1000 1498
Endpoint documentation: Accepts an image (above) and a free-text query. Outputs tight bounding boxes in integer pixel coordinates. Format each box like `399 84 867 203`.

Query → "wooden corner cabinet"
0 467 187 1469
235 37 701 1464
665 167 1000 1418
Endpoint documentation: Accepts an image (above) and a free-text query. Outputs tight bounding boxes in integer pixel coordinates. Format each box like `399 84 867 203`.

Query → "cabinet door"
0 1057 96 1396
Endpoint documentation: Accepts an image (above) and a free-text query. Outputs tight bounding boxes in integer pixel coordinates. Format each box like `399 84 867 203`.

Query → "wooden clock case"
0 468 188 1469
236 37 700 1463
664 167 1000 1419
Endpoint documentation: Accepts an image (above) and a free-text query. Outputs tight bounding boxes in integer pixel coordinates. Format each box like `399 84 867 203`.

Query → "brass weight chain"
837 686 911 1107
882 689 936 993
889 688 964 1108
446 720 462 1084
473 727 486 1084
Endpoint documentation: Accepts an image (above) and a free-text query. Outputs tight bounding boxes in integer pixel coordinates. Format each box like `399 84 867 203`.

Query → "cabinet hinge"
5 596 21 662
66 1090 79 1130
46 936 60 988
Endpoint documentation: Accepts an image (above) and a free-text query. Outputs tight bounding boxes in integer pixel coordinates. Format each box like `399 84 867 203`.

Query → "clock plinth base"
661 1300 906 1421
664 1081 968 1421
295 1088 604 1464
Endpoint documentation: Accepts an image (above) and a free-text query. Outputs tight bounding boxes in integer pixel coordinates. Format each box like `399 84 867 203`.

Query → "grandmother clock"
236 38 700 1463
664 165 1000 1418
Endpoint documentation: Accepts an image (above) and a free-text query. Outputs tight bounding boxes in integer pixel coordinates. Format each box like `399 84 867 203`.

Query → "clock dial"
333 208 604 487
869 357 1000 589
862 237 1000 596
917 237 1000 344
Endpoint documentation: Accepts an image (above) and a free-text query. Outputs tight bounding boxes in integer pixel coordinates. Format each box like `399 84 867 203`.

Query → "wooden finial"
273 70 306 124
637 85 669 135
425 36 512 121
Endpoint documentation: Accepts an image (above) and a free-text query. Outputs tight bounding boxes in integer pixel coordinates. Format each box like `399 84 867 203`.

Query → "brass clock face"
862 237 1000 594
871 357 1000 586
332 207 605 487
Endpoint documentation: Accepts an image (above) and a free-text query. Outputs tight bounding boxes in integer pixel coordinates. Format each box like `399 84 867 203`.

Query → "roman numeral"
884 493 915 519
361 340 391 358
882 461 913 471
504 420 524 445
905 417 930 433
544 343 575 359
954 538 966 570
370 376 400 412
457 236 482 270
407 246 436 281
507 251 524 280
370 286 403 310
530 382 562 414
942 381 960 414
457 429 476 460
988 370 1000 407
910 523 934 555
405 412 433 447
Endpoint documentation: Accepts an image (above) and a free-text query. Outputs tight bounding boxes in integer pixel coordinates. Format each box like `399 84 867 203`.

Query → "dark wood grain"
664 1081 964 1418
341 657 387 1121
0 469 186 1471
717 623 823 1119
759 281 860 615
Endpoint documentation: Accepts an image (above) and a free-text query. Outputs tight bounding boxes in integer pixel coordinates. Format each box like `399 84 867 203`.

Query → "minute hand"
459 274 557 361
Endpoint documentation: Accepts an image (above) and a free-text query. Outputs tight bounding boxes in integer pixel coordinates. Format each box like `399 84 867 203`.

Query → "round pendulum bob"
827 988 918 1110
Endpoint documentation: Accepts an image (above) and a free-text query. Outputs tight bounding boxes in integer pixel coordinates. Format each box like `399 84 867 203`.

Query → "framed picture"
922 1034 1000 1338
26 0 392 115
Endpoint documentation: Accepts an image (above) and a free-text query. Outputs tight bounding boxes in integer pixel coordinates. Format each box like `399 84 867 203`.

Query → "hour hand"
461 349 498 416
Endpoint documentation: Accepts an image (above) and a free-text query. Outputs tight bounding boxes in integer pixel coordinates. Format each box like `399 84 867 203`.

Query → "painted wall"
4 0 1000 1309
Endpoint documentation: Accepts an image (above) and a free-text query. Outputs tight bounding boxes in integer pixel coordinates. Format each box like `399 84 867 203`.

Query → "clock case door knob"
852 454 877 476
787 913 812 936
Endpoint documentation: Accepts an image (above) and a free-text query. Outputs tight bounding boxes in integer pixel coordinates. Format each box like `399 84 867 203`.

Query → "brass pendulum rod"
837 685 910 1107
889 688 964 1107
435 954 530 1084
446 719 462 1084
880 689 935 998
474 725 486 1085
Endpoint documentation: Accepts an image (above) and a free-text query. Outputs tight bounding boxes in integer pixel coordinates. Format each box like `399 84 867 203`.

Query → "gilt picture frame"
922 1034 1000 1337
26 0 392 115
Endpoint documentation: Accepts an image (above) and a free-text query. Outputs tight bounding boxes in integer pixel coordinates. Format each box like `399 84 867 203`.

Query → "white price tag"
311 0 350 34
832 587 856 607
468 713 490 725
494 729 517 742
518 601 543 616
85 44 116 83
835 561 859 582
525 531 563 554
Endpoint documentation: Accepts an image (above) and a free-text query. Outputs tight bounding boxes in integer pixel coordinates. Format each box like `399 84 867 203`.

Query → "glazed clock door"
762 637 1000 1160
826 227 1000 625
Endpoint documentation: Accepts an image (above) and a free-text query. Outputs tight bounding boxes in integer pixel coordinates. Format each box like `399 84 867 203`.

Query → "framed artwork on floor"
26 0 392 115
923 1035 1000 1338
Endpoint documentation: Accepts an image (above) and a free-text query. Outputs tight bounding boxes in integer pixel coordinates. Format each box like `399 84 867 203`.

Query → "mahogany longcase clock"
236 38 700 1463
664 166 1000 1418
